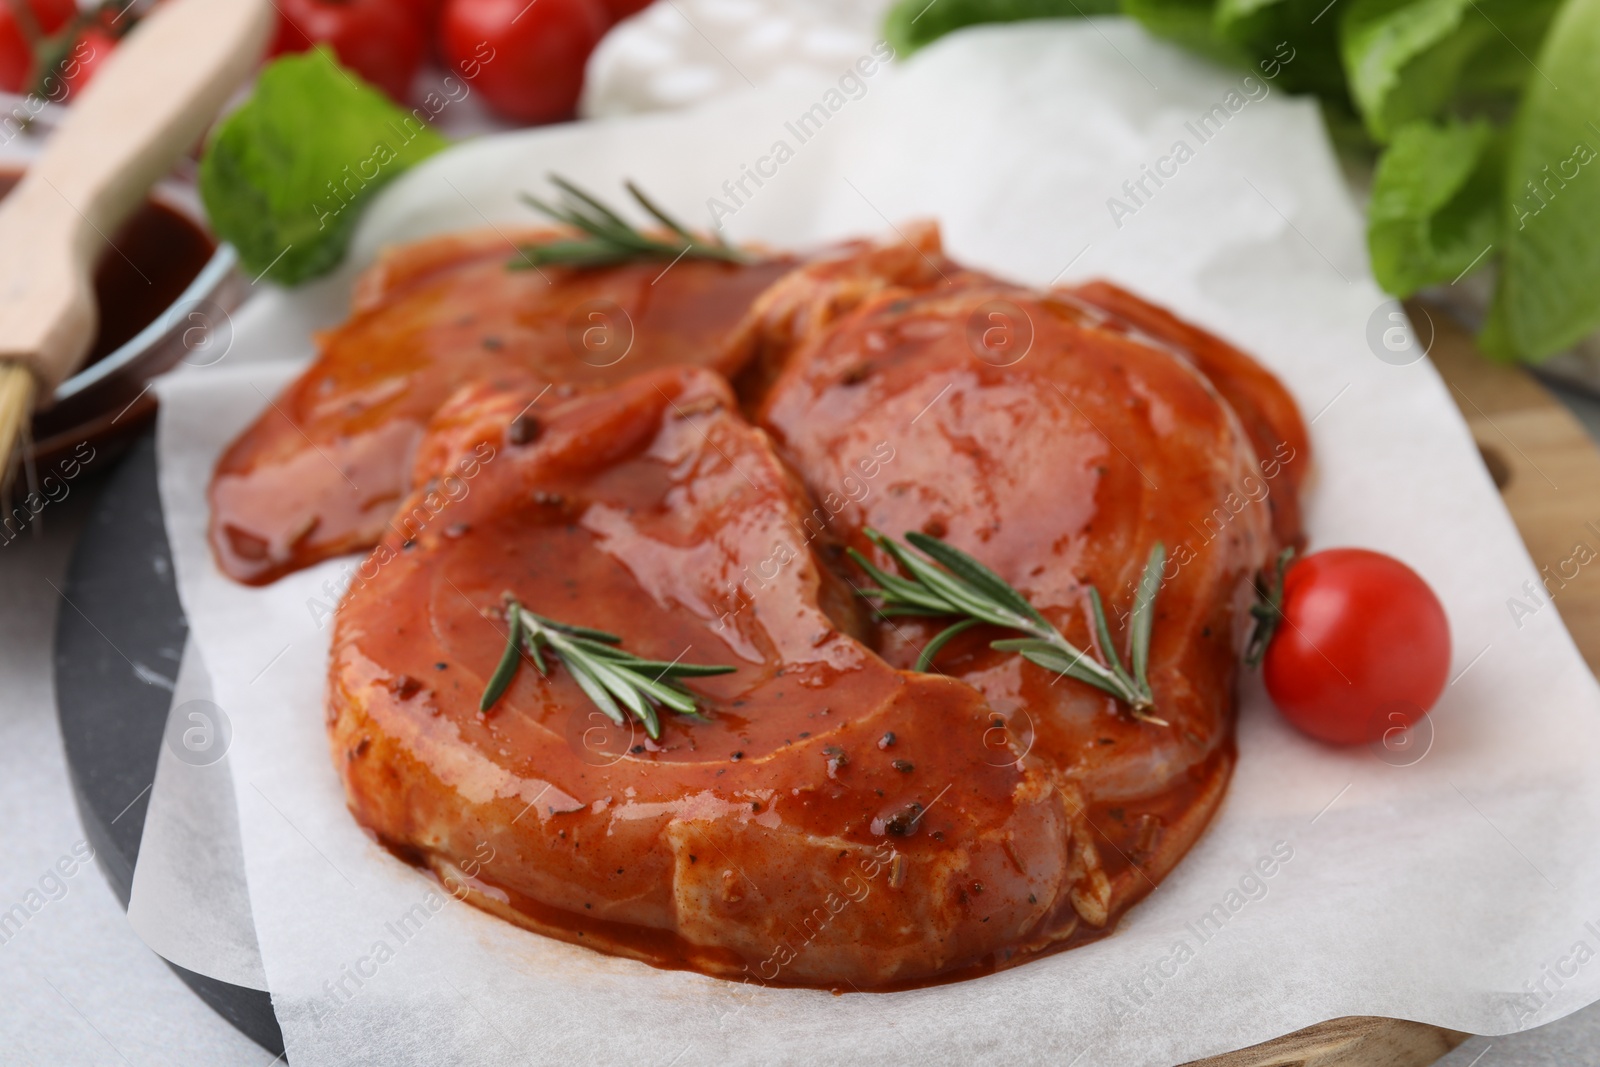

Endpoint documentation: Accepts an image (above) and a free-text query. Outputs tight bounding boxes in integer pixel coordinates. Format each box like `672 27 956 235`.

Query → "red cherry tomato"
441 0 609 125
599 0 653 18
0 0 77 93
399 0 448 62
401 0 447 28
58 27 117 103
1261 548 1450 746
401 0 448 53
270 0 426 102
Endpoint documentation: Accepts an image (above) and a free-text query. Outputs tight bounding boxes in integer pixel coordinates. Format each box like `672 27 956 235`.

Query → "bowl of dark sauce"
0 163 246 470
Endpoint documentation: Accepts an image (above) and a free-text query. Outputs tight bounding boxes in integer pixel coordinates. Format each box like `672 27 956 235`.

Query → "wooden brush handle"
0 0 273 396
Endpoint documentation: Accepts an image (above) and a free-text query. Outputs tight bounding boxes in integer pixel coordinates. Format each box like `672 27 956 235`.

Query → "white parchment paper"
154 21 1600 1066
127 640 267 991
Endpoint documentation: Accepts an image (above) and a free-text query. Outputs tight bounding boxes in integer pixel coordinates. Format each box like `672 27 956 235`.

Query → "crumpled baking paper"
152 20 1600 1066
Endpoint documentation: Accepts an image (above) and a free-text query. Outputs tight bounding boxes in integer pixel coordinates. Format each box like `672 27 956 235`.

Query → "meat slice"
729 220 995 402
1061 280 1310 550
753 241 1308 920
209 228 795 585
329 366 1098 988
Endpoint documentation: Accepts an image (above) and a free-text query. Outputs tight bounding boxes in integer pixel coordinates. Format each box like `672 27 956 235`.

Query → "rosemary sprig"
479 596 736 739
849 529 1169 726
513 175 748 269
1244 546 1297 668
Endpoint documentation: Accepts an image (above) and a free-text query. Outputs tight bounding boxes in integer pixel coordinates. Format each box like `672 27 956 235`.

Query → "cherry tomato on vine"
441 0 609 125
0 0 77 93
1258 548 1450 746
270 0 426 103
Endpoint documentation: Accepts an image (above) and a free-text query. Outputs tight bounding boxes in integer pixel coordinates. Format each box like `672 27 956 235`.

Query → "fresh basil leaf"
1367 118 1500 295
1483 0 1600 359
883 0 1121 56
198 48 447 286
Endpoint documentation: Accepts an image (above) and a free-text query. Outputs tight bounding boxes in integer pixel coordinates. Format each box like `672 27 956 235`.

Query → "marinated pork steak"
329 366 1118 988
209 228 794 584
754 241 1308 925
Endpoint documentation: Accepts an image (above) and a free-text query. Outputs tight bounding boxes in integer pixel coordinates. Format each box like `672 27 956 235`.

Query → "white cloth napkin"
581 0 897 118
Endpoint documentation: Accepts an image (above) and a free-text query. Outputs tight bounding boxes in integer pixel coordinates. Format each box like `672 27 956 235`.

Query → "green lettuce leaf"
1483 0 1600 359
1367 118 1501 295
1120 0 1255 68
1214 0 1283 22
1340 0 1482 140
1452 0 1564 98
883 0 1121 56
1211 0 1350 102
1339 0 1562 141
198 48 447 286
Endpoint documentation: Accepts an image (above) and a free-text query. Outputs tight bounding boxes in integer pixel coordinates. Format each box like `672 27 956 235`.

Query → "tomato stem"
1245 546 1297 668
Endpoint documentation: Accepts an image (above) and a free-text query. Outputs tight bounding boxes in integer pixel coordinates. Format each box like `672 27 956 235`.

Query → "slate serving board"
53 430 284 1056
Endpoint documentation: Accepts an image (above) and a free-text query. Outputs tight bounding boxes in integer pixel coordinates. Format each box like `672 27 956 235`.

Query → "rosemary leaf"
550 174 636 232
873 533 1023 629
990 637 1124 694
916 618 983 673
478 597 736 739
1020 647 1115 691
528 614 621 643
512 239 641 269
635 698 662 740
625 180 700 245
561 635 645 660
876 604 961 619
1129 543 1166 687
479 608 523 712
628 661 745 678
848 549 950 614
573 648 653 721
628 672 703 715
513 175 749 271
904 531 1044 624
1087 586 1130 683
563 654 627 726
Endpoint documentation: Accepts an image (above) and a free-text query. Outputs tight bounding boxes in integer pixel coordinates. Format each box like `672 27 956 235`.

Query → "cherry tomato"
1261 548 1450 746
270 0 426 103
0 0 77 93
57 27 117 103
401 0 447 27
441 0 609 125
599 0 653 18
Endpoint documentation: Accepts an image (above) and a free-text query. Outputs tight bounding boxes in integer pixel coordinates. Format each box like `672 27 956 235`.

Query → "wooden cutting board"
1184 303 1600 1066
